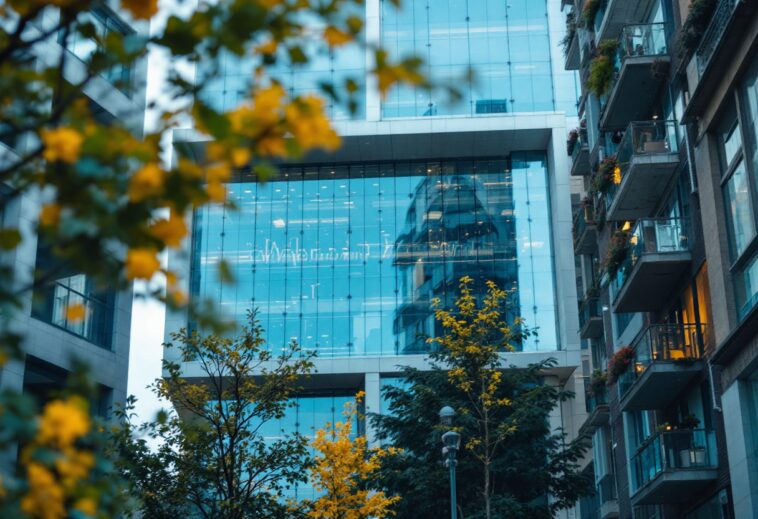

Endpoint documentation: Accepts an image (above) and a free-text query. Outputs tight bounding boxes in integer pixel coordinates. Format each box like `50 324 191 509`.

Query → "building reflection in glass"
191 153 558 355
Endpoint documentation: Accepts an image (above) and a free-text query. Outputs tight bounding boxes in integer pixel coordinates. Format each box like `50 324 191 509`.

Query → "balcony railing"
611 217 689 297
32 281 112 349
604 121 678 215
585 382 608 414
618 22 668 61
617 323 705 399
579 296 603 338
600 23 670 130
696 0 738 75
631 428 716 495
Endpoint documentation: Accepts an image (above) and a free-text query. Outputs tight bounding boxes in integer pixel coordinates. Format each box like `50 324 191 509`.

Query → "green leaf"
218 259 235 285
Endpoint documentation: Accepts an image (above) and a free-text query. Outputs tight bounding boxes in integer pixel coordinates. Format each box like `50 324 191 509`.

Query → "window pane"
724 159 755 257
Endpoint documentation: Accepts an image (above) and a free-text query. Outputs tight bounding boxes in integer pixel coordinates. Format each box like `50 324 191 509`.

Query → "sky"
126 0 195 425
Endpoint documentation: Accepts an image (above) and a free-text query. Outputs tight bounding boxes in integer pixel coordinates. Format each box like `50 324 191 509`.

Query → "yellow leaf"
65 304 86 323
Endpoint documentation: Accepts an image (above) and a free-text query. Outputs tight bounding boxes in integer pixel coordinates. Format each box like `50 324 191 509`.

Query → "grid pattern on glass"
191 153 558 356
380 0 555 117
65 8 134 95
196 6 365 119
254 394 356 500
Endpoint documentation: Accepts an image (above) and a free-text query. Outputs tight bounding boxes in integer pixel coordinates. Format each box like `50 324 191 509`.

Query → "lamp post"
439 406 461 519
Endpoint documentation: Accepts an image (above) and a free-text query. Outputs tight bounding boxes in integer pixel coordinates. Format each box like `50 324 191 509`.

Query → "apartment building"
0 3 147 423
165 0 589 507
565 0 758 517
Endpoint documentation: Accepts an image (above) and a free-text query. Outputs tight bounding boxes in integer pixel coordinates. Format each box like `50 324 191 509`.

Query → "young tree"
371 277 591 519
306 392 399 519
111 313 315 519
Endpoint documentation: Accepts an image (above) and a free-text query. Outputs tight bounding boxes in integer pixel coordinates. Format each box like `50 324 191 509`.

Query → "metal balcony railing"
631 428 716 494
611 217 689 297
696 0 738 75
32 281 112 349
617 323 705 398
605 120 678 211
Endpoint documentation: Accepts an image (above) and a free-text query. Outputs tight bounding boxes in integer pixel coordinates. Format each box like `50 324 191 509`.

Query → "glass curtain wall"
380 0 555 117
196 5 365 119
191 152 558 356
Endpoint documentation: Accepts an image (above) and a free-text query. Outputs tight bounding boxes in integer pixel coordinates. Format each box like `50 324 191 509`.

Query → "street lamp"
439 406 461 519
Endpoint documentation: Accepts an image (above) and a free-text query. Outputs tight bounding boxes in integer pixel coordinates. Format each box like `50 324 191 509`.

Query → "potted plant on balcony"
567 128 579 155
677 0 718 59
582 0 601 27
587 40 618 98
677 414 706 467
587 369 608 397
603 229 629 278
607 346 634 385
561 11 577 57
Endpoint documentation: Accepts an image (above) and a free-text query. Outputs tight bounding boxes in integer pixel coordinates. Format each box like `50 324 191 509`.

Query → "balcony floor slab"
619 360 703 412
631 468 718 506
600 56 671 131
613 251 691 313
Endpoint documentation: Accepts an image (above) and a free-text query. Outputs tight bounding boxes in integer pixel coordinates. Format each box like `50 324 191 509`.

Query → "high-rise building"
166 0 586 507
565 0 758 517
0 5 148 431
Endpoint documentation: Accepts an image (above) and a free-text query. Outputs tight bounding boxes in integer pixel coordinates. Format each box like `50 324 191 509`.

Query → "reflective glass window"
191 153 559 355
381 0 555 117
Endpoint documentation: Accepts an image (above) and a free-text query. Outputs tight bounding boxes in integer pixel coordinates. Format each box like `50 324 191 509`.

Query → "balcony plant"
561 11 577 57
567 128 579 155
582 0 601 27
587 369 608 397
603 230 630 278
587 40 618 97
677 0 718 58
607 346 634 385
678 414 706 467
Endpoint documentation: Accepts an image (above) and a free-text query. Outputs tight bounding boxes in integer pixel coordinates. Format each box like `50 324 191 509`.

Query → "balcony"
582 381 610 433
573 203 597 254
570 128 591 177
593 0 657 45
604 121 680 222
599 24 671 131
597 473 619 519
630 429 717 505
617 323 705 412
565 13 580 71
580 297 603 339
611 218 690 313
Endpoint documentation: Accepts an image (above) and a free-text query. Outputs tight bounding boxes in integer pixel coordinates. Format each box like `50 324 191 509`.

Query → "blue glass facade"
195 1 568 119
257 394 356 499
191 152 559 355
197 6 365 119
381 0 555 117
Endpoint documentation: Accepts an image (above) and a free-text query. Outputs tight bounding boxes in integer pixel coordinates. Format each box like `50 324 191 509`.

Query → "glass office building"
171 2 580 491
191 153 559 355
381 0 555 117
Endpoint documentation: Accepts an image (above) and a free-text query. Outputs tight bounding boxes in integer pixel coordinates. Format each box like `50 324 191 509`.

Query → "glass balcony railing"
605 121 678 210
579 296 601 328
631 429 716 494
611 217 689 296
618 23 668 61
617 323 705 398
597 472 617 505
573 203 595 239
585 380 608 414
32 281 112 349
571 128 589 163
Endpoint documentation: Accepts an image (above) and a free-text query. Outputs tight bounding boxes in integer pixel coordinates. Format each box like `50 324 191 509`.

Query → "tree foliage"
110 312 314 519
370 278 591 519
306 393 399 519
